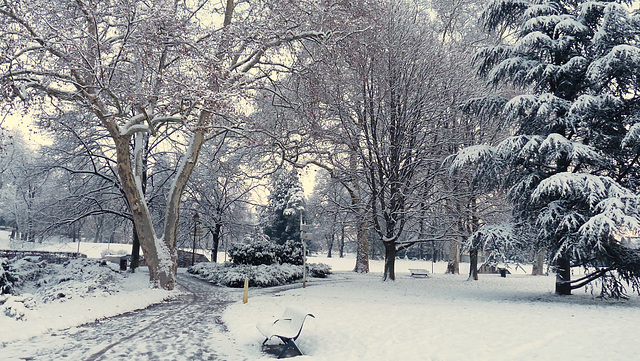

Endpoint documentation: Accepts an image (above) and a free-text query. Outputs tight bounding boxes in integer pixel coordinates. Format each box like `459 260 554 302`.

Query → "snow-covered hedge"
188 262 331 288
0 256 126 320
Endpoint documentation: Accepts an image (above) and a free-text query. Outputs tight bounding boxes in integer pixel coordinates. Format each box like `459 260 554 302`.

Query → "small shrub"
1 258 18 295
307 263 332 278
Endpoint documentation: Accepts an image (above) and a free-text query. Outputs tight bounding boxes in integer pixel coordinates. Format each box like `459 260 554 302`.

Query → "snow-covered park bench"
257 307 315 359
409 268 430 278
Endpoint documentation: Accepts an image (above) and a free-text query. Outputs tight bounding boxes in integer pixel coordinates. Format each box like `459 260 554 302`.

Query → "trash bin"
120 256 127 271
499 268 507 277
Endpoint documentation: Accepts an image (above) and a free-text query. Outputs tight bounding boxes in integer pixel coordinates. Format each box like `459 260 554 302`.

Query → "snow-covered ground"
225 256 640 361
0 231 175 344
3 230 640 360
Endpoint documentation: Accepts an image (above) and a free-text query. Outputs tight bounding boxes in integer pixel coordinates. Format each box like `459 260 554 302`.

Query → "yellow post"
242 278 249 304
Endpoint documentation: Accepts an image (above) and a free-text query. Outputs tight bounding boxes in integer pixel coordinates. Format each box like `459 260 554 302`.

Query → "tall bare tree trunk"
212 223 222 263
382 241 396 281
350 179 369 273
532 246 546 275
355 218 370 273
93 217 104 243
102 111 210 290
339 225 345 258
468 247 478 280
109 125 165 286
327 234 334 258
447 240 460 274
467 196 480 280
131 226 141 271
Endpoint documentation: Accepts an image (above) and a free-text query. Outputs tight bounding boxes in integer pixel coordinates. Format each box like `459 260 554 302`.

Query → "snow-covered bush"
188 262 331 287
1 258 19 294
229 235 304 266
36 258 120 303
0 257 126 321
4 256 49 290
188 262 301 287
228 236 279 266
307 263 331 278
2 294 36 320
0 258 15 295
277 239 304 265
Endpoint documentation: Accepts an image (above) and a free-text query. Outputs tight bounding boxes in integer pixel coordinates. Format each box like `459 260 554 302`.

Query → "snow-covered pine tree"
453 0 640 297
262 169 305 246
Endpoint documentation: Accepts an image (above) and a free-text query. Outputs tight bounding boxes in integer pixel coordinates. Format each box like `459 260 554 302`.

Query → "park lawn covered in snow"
224 256 640 361
3 228 640 360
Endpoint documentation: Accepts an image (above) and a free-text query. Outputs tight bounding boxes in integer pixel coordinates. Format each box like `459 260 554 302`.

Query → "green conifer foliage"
455 0 640 297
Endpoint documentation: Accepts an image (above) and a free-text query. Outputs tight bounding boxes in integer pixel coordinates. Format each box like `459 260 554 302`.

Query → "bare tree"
185 137 261 262
307 170 355 257
256 0 497 280
0 0 330 289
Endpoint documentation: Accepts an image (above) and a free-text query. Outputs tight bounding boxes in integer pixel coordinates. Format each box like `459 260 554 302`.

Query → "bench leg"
277 338 302 359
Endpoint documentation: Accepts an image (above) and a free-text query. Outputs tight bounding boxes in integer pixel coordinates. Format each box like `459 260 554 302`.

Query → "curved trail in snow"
2 274 242 361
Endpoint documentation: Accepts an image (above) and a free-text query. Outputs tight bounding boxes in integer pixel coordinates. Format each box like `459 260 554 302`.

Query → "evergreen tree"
263 169 305 245
453 0 640 297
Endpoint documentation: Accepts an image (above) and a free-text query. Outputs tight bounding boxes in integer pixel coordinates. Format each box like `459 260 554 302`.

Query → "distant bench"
409 268 430 278
257 307 315 359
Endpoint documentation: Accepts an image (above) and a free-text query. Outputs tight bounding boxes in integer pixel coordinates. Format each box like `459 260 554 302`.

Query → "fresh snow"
2 230 640 360
0 232 175 344
226 257 640 361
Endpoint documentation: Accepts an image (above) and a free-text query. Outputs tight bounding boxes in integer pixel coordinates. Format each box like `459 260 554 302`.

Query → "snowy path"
2 274 243 361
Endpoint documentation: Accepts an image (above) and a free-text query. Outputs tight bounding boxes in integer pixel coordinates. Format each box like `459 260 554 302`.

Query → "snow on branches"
622 120 640 149
469 0 640 297
531 173 629 208
531 172 640 261
587 45 640 93
503 93 572 126
465 223 527 265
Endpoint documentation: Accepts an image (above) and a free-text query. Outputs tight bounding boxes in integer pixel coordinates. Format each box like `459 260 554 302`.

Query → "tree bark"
468 247 478 280
532 246 546 275
93 217 104 243
382 241 396 281
355 218 370 273
160 112 209 287
131 225 141 271
447 240 460 274
107 121 164 287
339 225 345 258
555 255 572 295
131 133 149 271
102 111 210 290
212 223 221 263
350 180 369 273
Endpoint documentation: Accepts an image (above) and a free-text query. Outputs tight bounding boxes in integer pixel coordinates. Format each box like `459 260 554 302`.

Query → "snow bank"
0 254 174 344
